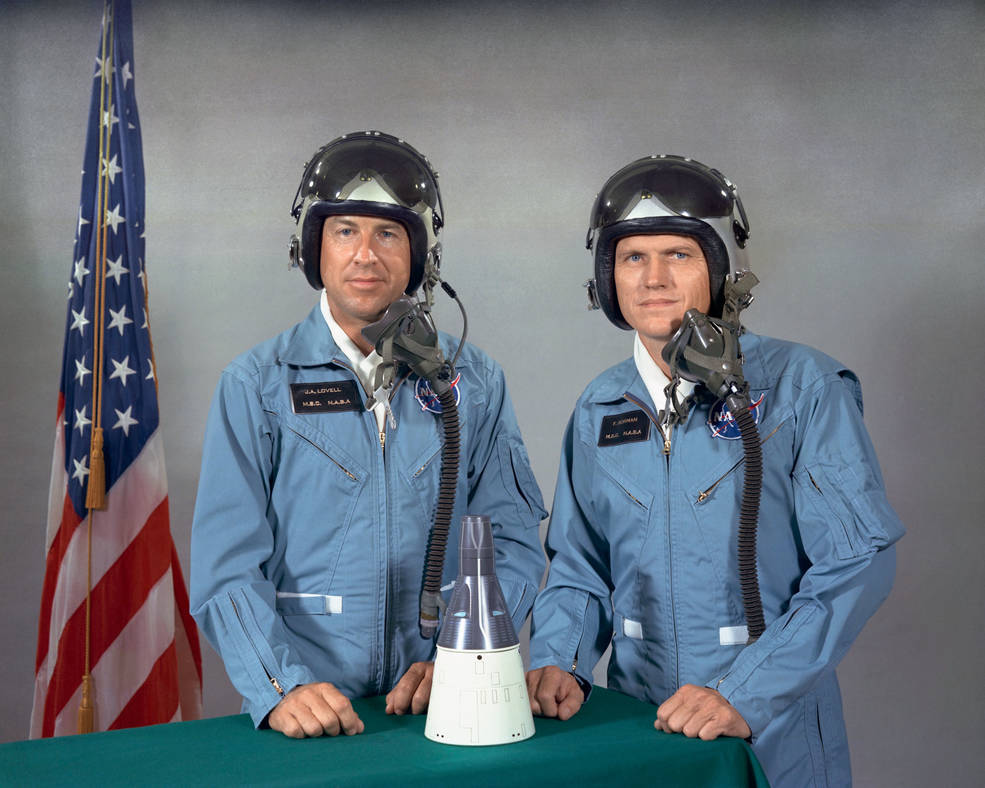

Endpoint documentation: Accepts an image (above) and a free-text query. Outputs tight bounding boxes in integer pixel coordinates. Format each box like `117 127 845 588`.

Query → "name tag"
289 380 362 414
598 410 650 447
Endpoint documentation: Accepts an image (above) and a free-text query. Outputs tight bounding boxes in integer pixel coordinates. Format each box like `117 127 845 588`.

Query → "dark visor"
295 136 439 213
589 157 733 231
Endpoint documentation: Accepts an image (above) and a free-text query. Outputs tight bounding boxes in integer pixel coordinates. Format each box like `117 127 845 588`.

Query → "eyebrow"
327 217 404 233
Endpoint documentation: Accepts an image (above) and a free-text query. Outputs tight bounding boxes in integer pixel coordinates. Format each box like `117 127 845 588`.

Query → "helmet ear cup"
292 220 324 290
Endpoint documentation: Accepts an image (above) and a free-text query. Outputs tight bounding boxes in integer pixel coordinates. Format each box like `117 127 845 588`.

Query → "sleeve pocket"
500 436 547 521
795 462 904 560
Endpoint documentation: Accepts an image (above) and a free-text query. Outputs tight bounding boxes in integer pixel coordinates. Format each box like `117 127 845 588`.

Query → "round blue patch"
707 393 765 440
414 373 462 414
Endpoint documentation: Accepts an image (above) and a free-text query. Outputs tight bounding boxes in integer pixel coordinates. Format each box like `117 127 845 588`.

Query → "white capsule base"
425 645 535 746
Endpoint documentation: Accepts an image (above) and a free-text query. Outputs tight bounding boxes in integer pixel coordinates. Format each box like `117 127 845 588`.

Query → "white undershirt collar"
633 333 695 416
320 291 386 430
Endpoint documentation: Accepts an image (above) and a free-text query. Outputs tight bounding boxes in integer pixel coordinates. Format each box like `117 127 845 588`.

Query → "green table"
1 687 768 786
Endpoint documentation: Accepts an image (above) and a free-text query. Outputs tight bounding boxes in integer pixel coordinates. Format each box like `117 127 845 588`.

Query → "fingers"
654 684 750 740
324 686 365 736
526 669 544 716
268 682 364 738
528 667 559 717
554 682 583 721
386 662 433 716
654 689 683 733
410 663 434 715
526 666 584 720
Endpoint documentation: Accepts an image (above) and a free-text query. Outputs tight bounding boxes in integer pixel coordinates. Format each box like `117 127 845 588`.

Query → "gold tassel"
78 673 95 734
85 427 107 510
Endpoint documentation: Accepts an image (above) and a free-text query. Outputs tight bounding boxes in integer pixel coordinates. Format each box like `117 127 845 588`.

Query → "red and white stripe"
31 400 202 737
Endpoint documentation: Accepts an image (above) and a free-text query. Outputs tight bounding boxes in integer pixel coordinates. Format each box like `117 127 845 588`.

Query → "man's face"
613 234 711 349
320 214 411 338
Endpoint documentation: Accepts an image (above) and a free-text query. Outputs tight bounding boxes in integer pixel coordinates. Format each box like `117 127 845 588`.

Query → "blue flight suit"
529 332 903 786
191 305 546 726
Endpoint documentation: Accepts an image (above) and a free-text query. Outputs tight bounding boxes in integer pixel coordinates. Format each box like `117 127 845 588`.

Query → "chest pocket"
404 436 444 522
269 413 369 591
683 407 793 616
688 404 792 507
593 447 655 568
399 387 475 519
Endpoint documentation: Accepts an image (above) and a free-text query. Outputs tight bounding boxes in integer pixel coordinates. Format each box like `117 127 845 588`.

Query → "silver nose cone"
437 515 518 651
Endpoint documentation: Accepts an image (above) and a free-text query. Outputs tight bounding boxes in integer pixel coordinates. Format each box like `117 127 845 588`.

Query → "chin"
636 321 677 343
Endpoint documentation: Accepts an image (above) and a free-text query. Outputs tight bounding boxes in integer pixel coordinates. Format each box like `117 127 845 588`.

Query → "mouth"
637 298 677 308
347 277 385 289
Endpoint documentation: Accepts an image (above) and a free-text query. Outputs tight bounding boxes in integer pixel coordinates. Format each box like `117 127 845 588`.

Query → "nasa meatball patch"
707 393 765 440
414 373 462 414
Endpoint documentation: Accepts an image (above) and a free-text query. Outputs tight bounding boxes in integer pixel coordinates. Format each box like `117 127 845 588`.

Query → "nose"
353 233 378 264
641 258 670 289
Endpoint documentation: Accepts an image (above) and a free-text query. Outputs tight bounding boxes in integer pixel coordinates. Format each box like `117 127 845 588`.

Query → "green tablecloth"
0 687 768 786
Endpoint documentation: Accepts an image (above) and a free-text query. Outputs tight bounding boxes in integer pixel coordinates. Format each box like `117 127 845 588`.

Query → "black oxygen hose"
418 383 460 638
726 392 765 641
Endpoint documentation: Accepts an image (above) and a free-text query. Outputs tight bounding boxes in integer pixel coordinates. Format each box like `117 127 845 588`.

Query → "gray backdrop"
2 1 983 785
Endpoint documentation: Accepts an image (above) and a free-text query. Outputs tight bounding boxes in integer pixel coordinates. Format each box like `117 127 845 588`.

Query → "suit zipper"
378 369 410 693
664 431 678 688
230 594 285 697
330 357 418 692
623 391 680 688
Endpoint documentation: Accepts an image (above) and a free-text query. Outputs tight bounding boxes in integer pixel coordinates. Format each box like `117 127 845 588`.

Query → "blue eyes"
622 252 689 263
335 228 399 241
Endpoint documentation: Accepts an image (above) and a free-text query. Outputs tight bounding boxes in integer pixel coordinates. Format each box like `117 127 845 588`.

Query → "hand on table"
526 665 585 721
268 682 364 738
655 684 751 740
386 661 434 715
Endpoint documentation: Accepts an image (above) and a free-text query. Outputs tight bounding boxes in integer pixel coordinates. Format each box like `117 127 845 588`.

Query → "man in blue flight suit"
525 155 903 786
191 132 546 738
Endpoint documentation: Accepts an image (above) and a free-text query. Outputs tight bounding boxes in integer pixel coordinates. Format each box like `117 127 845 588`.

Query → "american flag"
31 0 202 738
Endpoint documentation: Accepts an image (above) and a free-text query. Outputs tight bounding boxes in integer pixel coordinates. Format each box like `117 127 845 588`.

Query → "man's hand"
386 661 434 715
268 682 364 738
655 684 751 740
526 666 585 721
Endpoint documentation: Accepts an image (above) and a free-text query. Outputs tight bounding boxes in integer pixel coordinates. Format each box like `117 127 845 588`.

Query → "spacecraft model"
424 514 535 746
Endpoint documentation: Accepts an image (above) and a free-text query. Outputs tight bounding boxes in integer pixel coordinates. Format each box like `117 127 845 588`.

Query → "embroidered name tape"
598 410 650 447
289 380 362 414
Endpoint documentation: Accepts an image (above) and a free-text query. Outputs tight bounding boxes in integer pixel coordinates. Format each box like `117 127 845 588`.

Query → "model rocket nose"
459 514 495 575
437 514 518 651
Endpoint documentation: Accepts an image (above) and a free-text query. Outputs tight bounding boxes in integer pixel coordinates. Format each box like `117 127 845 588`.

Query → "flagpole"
79 0 115 735
86 0 112 514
